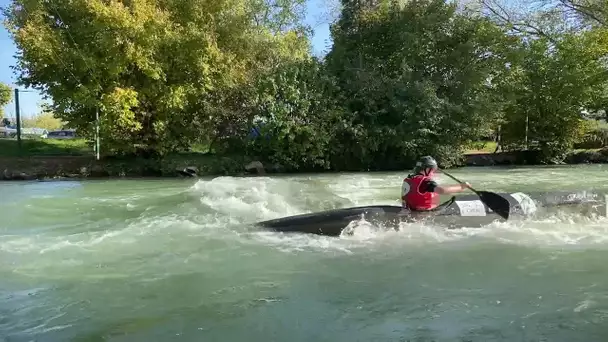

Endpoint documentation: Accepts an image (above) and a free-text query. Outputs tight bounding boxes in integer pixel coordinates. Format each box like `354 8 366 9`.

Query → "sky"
0 0 334 119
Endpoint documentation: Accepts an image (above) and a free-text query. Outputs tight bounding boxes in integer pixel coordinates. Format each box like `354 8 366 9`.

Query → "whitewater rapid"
3 165 608 341
4 169 608 259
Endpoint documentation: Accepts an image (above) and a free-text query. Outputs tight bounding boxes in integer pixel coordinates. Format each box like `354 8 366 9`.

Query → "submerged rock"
177 166 198 177
245 161 265 175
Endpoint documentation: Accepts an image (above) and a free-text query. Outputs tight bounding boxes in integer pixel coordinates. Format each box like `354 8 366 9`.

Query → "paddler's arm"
433 181 471 195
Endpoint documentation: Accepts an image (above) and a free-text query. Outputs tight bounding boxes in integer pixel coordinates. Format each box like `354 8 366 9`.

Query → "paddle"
439 170 511 220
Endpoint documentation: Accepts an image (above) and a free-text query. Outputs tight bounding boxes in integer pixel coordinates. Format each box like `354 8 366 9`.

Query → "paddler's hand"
460 182 471 190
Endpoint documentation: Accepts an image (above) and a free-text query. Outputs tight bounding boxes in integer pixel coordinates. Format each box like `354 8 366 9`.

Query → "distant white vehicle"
22 128 49 138
0 126 16 138
46 130 77 139
0 126 49 139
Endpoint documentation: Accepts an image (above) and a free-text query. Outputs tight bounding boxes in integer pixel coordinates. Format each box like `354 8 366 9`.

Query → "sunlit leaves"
3 0 311 155
325 0 516 168
0 83 12 117
500 30 608 162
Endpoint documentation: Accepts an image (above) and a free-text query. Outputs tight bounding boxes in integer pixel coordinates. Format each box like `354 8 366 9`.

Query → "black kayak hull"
256 191 608 237
257 205 404 236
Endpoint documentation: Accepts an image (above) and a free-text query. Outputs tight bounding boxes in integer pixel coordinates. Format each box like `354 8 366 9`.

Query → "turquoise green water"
2 165 608 341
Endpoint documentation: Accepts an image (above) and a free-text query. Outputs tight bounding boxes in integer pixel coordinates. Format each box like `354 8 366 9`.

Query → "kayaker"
401 156 471 211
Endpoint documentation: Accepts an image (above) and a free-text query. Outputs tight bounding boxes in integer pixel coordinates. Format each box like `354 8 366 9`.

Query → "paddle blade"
477 191 510 220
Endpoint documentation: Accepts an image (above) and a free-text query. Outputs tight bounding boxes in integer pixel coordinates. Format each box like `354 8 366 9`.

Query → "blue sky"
0 0 333 119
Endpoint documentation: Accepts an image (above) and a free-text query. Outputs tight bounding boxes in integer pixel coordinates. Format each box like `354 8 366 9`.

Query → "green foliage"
3 0 311 157
21 108 64 130
4 0 608 171
0 82 11 118
500 29 608 163
574 120 608 149
244 58 341 170
324 0 517 169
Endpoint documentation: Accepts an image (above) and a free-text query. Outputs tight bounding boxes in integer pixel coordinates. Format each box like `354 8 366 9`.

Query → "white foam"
183 173 608 251
4 170 608 275
191 177 312 221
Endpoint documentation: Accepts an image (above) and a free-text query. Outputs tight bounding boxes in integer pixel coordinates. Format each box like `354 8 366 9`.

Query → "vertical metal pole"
525 113 529 150
95 108 100 160
14 88 21 154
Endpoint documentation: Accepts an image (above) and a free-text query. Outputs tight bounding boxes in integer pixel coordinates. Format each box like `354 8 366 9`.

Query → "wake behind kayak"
256 191 608 236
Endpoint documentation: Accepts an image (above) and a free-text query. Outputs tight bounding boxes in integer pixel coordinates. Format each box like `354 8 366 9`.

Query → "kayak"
256 191 608 236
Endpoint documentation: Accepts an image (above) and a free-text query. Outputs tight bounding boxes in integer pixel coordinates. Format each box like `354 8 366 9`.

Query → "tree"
21 106 64 130
3 0 311 156
244 57 342 170
325 0 518 169
0 82 11 118
478 0 608 39
500 29 608 162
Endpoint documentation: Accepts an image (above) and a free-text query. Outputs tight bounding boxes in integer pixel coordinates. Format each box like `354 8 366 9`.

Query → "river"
2 165 608 341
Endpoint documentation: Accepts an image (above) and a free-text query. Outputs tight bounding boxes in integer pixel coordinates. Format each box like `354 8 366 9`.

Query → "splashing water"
3 165 608 341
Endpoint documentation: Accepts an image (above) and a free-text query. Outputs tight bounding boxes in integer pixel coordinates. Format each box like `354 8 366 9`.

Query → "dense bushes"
4 0 608 170
575 127 608 149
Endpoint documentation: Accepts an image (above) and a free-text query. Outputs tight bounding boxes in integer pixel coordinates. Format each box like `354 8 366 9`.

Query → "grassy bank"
464 141 498 154
1 138 608 180
0 138 252 180
0 138 91 157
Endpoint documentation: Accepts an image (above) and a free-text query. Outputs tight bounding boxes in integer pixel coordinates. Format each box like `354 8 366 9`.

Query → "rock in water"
245 161 265 175
177 166 198 177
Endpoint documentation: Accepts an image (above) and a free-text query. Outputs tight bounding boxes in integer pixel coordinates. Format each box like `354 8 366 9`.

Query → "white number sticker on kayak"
510 192 537 215
455 200 487 216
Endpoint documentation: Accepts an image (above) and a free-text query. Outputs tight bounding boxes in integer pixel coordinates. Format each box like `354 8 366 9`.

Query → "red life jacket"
401 174 440 211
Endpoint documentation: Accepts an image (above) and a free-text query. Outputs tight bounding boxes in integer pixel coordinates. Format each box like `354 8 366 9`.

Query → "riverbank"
0 154 253 180
465 148 608 166
0 138 255 180
2 138 608 180
2 148 608 181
